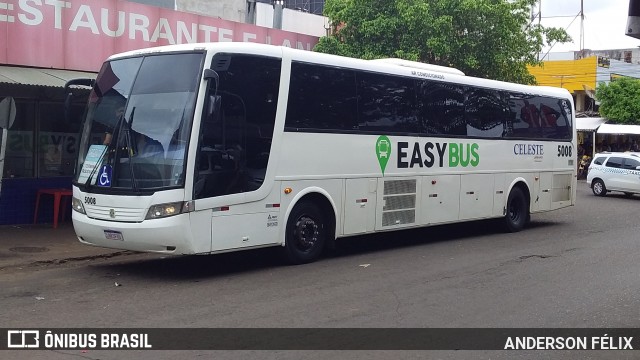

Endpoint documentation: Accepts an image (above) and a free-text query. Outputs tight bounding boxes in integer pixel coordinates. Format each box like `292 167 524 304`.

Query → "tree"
315 0 571 84
596 78 640 125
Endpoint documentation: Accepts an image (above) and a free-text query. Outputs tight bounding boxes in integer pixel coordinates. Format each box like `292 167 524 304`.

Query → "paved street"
2 181 640 359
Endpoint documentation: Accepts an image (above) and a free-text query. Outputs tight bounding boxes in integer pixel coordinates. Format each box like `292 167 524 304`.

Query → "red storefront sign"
0 0 319 72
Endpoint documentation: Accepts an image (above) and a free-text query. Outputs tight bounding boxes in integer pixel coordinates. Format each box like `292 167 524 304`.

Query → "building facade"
528 53 640 113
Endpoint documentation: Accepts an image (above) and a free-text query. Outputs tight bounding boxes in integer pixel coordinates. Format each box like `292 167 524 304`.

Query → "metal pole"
592 130 596 158
580 0 584 51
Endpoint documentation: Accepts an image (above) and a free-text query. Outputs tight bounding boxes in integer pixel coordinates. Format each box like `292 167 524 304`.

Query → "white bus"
69 42 576 264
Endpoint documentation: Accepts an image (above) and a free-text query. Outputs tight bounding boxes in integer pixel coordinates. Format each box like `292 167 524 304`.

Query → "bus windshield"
74 52 204 192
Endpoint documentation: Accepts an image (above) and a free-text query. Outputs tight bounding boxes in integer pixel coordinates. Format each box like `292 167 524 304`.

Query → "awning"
576 117 607 131
0 65 96 88
597 123 640 135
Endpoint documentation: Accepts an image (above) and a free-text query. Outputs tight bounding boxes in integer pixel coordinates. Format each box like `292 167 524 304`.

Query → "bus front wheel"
284 201 327 264
504 187 529 232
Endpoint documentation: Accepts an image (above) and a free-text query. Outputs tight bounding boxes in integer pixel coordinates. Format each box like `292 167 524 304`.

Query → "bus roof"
107 42 572 100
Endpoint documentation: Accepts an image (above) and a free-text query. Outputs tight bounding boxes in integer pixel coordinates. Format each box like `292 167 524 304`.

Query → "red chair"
33 188 73 229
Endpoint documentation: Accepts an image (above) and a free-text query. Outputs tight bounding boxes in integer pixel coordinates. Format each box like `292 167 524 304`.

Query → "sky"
538 0 640 53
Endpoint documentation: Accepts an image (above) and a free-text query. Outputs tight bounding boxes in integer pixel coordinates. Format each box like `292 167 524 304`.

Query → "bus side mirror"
63 78 94 123
204 69 219 94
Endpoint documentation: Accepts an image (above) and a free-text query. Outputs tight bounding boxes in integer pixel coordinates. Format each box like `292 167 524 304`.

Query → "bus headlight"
71 197 86 214
146 202 188 219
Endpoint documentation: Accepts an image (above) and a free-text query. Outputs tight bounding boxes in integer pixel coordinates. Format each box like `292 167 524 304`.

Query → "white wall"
176 0 246 23
256 3 328 37
282 8 328 37
256 3 274 28
174 0 327 38
540 52 575 61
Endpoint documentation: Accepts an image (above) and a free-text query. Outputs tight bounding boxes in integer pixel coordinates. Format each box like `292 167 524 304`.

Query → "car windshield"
74 52 204 192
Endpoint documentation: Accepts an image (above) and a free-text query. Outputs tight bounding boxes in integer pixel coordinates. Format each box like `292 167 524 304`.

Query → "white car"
587 152 640 197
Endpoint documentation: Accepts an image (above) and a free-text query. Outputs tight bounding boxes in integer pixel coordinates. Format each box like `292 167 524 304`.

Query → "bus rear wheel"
284 201 327 264
504 187 529 232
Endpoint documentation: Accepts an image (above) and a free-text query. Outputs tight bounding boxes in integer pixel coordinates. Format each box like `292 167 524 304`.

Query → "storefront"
576 117 607 158
576 118 640 159
0 69 96 225
596 123 640 152
0 0 318 225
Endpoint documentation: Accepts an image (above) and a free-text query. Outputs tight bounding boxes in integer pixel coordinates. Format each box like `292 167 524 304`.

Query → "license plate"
104 230 123 241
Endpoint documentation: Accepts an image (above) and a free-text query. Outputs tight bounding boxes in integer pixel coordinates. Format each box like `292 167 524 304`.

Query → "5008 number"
84 197 96 205
558 145 572 157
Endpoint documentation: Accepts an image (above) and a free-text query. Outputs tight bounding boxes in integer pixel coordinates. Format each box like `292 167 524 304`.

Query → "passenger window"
605 157 623 168
466 88 508 138
416 80 465 136
593 156 605 165
286 62 358 131
357 72 418 133
623 158 640 170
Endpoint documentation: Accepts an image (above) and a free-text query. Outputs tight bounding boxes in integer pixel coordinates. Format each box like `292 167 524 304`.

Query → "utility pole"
580 0 585 53
538 0 542 28
534 0 541 61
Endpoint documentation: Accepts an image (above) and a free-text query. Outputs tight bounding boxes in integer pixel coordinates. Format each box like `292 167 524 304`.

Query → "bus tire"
504 186 529 233
283 201 327 264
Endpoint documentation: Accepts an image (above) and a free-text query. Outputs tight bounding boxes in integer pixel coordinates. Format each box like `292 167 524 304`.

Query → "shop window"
38 102 84 177
2 99 35 178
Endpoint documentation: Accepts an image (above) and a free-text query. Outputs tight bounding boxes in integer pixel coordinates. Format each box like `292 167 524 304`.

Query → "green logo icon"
376 136 391 175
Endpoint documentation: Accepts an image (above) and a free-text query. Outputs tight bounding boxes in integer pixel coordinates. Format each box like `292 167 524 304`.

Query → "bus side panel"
343 178 377 235
537 172 553 211
421 175 461 225
211 213 280 252
550 172 573 211
459 174 495 221
209 187 283 252
189 209 212 253
492 173 506 217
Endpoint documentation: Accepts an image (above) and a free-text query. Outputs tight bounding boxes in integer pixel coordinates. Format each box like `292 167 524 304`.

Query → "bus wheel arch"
282 191 337 264
504 181 530 232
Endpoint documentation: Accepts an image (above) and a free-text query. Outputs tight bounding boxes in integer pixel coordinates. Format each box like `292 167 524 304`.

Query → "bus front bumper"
72 212 196 254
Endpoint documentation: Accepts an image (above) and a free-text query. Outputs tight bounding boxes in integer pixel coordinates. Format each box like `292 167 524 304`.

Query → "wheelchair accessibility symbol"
97 165 112 187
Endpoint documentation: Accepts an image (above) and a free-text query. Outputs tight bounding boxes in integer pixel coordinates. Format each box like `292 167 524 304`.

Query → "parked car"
587 152 640 197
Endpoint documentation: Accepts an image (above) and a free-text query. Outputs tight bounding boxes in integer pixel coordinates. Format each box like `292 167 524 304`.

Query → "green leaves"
316 0 571 84
597 79 640 124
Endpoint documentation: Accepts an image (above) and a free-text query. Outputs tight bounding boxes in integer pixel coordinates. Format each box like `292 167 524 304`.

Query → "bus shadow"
91 247 284 281
91 218 559 281
329 218 557 258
